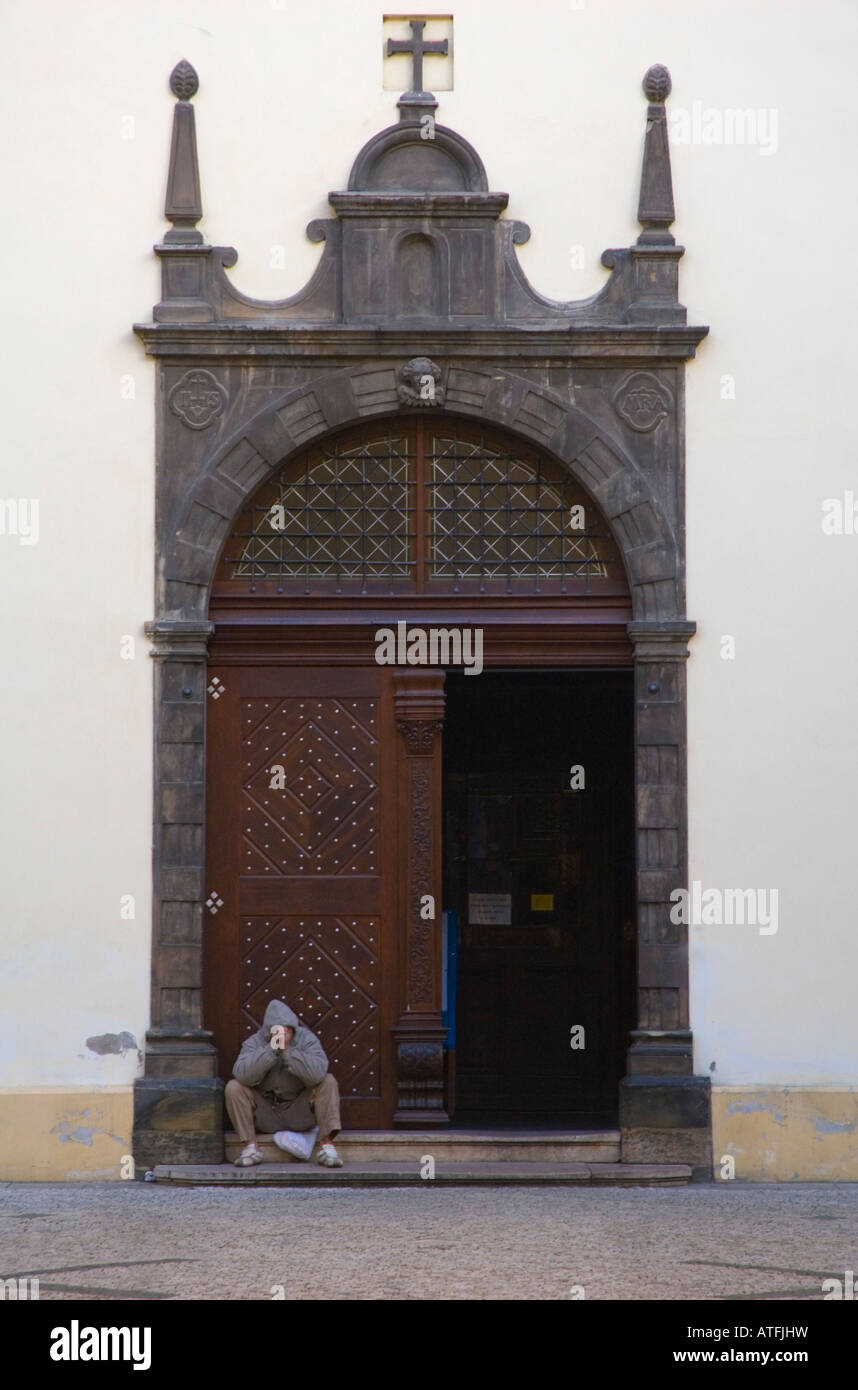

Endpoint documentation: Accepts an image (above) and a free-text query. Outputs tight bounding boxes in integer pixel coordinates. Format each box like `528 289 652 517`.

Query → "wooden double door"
205 654 635 1129
204 416 636 1126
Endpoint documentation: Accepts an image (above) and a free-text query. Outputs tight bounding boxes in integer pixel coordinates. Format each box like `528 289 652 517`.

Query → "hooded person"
225 1000 343 1167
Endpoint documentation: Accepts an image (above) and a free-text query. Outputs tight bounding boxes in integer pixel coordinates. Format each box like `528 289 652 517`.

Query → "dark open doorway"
442 669 636 1127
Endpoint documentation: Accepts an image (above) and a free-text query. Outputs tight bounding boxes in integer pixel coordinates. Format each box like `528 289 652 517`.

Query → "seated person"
225 999 343 1168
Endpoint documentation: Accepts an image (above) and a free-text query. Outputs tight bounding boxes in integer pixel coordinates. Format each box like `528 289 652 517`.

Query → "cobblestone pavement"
1 1181 856 1300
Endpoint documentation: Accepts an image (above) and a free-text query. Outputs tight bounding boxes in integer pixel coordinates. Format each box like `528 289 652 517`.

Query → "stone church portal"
132 50 709 1172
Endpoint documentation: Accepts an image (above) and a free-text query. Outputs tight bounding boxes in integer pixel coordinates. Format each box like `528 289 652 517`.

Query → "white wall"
1 0 856 1090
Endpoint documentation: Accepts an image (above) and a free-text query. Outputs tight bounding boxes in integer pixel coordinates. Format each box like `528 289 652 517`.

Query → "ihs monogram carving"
169 369 228 430
408 759 433 1007
613 372 673 433
396 718 444 755
396 357 445 408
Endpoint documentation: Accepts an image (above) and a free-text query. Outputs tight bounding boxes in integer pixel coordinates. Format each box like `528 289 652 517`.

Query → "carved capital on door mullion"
396 718 444 755
394 679 445 757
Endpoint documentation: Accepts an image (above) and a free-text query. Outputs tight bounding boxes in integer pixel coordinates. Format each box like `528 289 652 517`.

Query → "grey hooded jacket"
232 1000 329 1102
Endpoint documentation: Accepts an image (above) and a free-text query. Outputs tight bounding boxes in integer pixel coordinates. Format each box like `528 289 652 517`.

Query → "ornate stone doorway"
132 54 710 1172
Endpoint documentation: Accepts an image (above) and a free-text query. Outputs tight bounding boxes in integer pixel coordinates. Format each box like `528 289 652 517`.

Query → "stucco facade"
1 0 856 1180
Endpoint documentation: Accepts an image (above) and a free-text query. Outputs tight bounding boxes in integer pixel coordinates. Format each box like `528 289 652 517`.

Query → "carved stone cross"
386 19 448 96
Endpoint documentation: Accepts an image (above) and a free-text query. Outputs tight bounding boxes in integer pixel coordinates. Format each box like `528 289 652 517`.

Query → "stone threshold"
224 1128 623 1165
151 1160 691 1187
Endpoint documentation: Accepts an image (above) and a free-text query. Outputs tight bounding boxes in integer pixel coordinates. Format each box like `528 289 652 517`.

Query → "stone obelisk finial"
637 64 676 246
164 60 203 244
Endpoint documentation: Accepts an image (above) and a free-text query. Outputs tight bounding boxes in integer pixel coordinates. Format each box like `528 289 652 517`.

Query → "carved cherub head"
396 356 445 407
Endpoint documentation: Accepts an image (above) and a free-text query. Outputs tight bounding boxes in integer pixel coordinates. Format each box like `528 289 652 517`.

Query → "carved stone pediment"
140 60 709 338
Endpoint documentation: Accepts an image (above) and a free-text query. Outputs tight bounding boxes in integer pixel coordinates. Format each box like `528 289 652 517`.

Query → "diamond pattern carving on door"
240 914 380 1098
234 689 384 1105
241 697 379 876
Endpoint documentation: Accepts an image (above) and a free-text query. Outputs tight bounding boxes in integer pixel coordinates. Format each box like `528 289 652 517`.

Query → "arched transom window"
216 417 625 597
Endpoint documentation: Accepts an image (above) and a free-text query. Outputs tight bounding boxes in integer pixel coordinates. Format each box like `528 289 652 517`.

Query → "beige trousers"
225 1073 341 1146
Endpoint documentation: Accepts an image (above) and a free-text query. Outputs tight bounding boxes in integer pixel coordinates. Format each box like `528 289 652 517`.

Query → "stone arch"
163 364 681 625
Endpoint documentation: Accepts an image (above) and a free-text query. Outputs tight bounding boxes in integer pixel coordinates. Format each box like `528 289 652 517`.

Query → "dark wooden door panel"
240 879 379 915
205 662 395 1128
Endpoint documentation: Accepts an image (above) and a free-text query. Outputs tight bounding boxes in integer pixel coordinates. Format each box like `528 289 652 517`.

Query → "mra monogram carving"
169 369 228 429
613 372 672 433
396 357 445 407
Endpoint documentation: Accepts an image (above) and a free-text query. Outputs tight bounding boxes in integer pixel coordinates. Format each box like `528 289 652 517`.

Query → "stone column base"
132 1077 224 1169
620 1074 712 1178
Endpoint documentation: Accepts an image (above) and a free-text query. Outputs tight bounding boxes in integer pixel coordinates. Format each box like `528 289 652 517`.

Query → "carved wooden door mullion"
392 673 449 1124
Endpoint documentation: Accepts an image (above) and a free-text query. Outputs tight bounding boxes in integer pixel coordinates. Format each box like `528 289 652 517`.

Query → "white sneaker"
234 1142 264 1167
272 1126 319 1161
316 1141 343 1168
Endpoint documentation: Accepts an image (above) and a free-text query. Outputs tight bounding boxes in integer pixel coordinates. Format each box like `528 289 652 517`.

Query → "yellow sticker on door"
530 894 554 912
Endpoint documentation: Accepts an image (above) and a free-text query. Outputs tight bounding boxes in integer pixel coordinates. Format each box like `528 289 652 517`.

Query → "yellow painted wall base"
713 1087 858 1181
3 1084 858 1181
0 1088 134 1181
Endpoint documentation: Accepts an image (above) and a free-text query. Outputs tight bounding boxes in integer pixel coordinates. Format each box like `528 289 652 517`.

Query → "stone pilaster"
620 620 711 1174
133 619 223 1169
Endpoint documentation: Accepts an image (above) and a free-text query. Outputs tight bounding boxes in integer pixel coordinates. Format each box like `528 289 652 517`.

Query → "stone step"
151 1160 691 1187
224 1129 622 1165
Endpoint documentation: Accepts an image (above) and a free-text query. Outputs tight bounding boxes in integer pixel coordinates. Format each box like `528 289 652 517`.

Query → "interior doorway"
442 669 636 1126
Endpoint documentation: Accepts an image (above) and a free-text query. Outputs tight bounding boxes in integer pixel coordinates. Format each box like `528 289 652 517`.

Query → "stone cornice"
627 619 697 660
329 192 510 218
145 619 215 658
133 323 709 362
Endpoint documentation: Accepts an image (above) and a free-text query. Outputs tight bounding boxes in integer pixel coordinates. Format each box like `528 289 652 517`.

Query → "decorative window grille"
427 431 609 586
219 419 622 596
231 433 413 581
